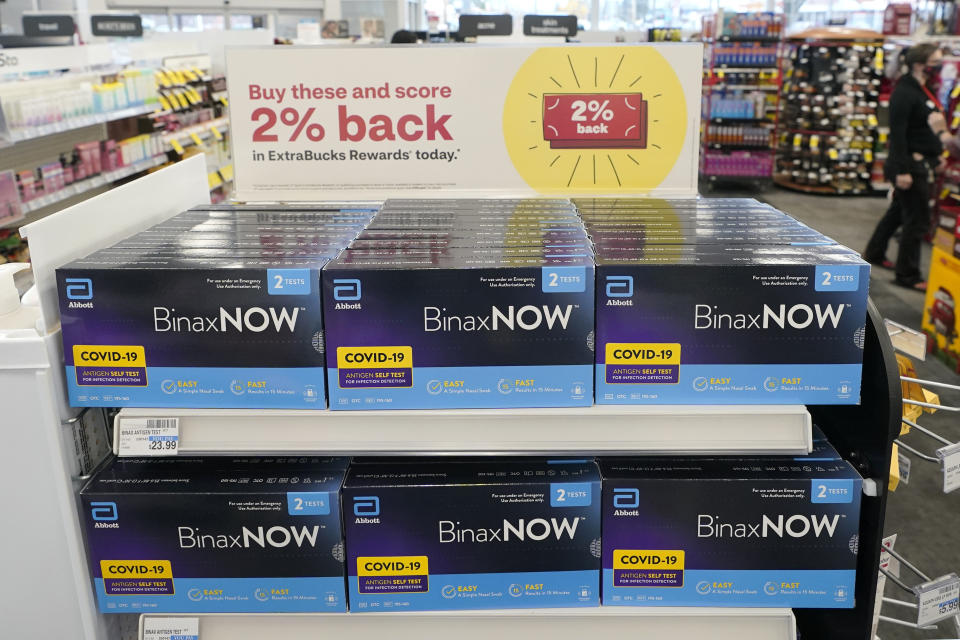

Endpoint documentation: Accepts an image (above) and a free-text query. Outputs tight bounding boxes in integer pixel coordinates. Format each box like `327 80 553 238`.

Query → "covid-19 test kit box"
57 206 367 409
81 457 349 613
342 458 601 611
594 246 869 404
600 445 861 608
322 252 595 409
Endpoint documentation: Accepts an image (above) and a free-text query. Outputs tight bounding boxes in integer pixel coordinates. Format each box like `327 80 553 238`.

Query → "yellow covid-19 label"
357 556 429 576
73 345 146 366
613 550 685 570
337 346 412 369
605 343 680 365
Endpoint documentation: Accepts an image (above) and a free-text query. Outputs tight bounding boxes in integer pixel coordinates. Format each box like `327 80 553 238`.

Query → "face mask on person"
925 63 944 89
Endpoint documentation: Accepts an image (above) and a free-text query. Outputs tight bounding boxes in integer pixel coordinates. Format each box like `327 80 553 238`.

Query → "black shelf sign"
91 15 143 38
459 14 513 37
22 15 75 38
523 15 577 37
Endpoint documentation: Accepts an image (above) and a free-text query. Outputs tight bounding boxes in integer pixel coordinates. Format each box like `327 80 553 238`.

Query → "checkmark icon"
161 379 177 394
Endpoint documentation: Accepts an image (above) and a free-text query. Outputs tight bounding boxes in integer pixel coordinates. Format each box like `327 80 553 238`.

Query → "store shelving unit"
16 156 167 218
138 608 797 640
112 405 813 456
700 12 784 189
1 103 158 147
775 28 886 195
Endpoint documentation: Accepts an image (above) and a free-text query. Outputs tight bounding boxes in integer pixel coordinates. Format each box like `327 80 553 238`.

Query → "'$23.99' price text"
148 438 178 451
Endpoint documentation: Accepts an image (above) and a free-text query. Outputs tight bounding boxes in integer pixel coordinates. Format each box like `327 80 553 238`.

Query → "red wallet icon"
542 93 648 149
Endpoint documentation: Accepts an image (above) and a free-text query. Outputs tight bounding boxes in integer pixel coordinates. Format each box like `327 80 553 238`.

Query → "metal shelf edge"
113 405 812 456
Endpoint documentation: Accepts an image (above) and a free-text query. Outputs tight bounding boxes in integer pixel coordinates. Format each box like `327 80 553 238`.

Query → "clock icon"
502 46 689 193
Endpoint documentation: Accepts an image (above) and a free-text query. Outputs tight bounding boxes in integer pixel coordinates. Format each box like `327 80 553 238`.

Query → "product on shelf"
701 12 783 182
701 151 774 177
600 440 861 607
56 205 375 409
342 458 601 611
323 199 594 410
0 67 157 131
0 171 24 227
776 32 884 194
577 198 870 405
716 10 784 39
80 456 349 613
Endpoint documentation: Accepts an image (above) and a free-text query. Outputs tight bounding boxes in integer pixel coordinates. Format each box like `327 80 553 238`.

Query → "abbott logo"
65 278 93 300
90 502 118 521
353 496 380 517
605 276 634 306
613 488 639 509
333 279 362 301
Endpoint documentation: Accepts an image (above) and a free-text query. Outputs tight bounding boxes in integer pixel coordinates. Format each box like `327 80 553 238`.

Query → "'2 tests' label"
357 555 429 593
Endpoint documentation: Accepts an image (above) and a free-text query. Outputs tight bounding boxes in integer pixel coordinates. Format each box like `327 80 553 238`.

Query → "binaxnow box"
594 246 869 404
600 444 861 608
322 252 595 409
81 456 349 613
342 458 601 611
57 249 332 409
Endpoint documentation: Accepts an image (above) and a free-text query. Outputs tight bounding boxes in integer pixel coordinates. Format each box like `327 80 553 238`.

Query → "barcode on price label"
916 573 960 626
143 616 199 640
118 418 180 456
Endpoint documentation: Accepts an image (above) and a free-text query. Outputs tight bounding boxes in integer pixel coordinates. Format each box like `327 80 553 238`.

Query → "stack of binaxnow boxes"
578 198 870 405
322 199 596 409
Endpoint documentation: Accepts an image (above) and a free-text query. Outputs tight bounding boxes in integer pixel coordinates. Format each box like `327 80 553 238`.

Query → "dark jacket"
885 73 943 179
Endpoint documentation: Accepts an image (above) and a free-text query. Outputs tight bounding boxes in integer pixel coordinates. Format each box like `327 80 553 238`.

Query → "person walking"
865 43 948 291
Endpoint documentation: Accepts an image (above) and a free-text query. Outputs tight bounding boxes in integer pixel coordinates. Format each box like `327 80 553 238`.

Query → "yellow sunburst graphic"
503 47 688 194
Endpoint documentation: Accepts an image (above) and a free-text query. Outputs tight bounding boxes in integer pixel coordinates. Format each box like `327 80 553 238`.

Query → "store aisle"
744 190 959 639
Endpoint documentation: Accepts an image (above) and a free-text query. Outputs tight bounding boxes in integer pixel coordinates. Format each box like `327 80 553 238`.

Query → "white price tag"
118 418 179 456
143 616 199 640
898 452 911 485
916 573 960 626
938 442 960 493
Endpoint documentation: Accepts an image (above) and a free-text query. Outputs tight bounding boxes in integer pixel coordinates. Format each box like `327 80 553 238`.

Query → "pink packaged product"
17 170 38 202
702 151 773 177
41 162 64 195
0 170 24 226
101 139 119 171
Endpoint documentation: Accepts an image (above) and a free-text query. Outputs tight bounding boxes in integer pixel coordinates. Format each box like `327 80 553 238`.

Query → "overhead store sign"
91 15 143 38
226 44 702 200
459 15 513 37
523 15 578 37
22 15 75 38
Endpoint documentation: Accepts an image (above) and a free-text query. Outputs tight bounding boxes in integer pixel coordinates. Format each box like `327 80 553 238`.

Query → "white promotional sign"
226 44 702 200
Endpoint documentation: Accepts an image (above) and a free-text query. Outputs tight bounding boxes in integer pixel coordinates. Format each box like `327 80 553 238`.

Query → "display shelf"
773 174 869 195
709 84 780 91
715 65 779 71
2 104 157 147
163 117 229 151
707 143 774 151
112 405 812 456
138 608 797 640
13 156 168 220
709 117 775 124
